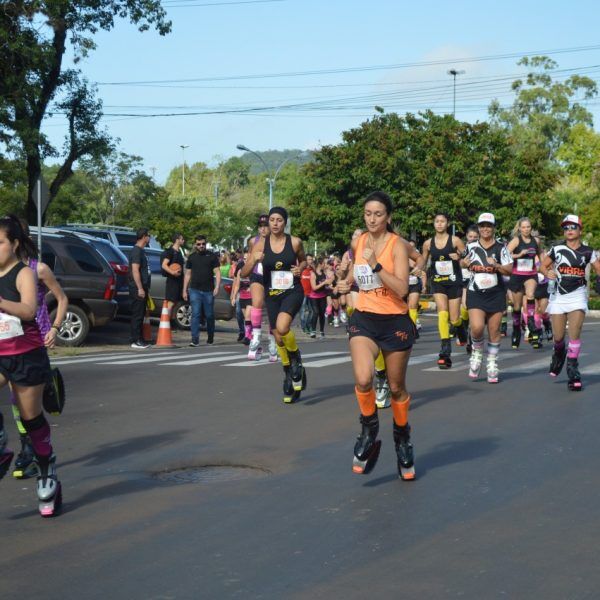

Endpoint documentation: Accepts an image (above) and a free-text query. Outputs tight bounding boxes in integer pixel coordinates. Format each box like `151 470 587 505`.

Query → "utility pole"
180 145 189 196
447 69 465 117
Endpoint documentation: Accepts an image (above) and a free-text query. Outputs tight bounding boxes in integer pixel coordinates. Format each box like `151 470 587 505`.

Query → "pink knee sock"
534 314 542 329
250 307 262 329
567 339 581 359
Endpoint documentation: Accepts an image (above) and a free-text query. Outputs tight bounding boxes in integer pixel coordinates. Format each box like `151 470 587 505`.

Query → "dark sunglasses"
195 241 206 246
562 224 579 231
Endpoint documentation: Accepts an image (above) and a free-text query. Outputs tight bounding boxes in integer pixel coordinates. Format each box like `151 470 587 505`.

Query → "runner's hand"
44 328 57 349
253 251 264 263
137 288 145 299
291 265 301 277
337 280 350 294
362 247 377 268
546 269 557 280
449 252 459 261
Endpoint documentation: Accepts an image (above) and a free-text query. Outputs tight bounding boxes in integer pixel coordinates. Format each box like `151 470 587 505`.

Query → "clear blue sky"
44 0 600 182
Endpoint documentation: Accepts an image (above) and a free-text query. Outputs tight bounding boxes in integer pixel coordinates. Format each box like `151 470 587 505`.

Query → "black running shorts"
431 281 462 300
348 310 415 352
265 285 304 329
508 273 537 293
249 273 264 286
239 297 252 310
408 280 423 295
0 347 51 387
534 283 549 300
165 277 183 302
466 288 507 314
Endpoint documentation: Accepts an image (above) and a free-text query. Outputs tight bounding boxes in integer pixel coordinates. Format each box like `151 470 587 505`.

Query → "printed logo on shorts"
394 330 408 340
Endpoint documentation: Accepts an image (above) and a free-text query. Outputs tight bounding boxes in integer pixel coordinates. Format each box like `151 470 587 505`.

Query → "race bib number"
353 264 383 291
271 270 293 290
435 260 454 276
474 272 498 290
0 313 24 341
516 258 534 271
409 275 419 286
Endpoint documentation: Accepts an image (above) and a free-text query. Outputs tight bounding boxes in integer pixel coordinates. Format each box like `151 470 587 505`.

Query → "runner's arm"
38 262 68 347
239 239 264 277
0 266 37 321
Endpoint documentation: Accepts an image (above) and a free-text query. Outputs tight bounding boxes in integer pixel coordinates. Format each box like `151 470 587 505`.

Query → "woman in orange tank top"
337 191 416 481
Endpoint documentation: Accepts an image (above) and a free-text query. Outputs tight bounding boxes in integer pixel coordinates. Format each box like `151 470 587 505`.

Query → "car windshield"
92 241 127 264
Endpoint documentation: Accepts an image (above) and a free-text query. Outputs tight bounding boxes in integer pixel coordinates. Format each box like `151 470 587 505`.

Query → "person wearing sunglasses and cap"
540 215 600 391
461 212 513 383
241 206 308 403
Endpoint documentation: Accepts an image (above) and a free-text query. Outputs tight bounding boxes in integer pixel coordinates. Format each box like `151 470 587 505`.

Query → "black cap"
269 206 288 223
257 214 269 226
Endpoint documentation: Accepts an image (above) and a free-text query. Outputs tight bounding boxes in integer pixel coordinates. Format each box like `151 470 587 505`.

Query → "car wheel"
52 305 90 347
173 301 191 330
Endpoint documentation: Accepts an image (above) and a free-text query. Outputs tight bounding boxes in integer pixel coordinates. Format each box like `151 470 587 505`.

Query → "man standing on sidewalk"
129 227 151 349
300 253 315 334
161 232 185 315
183 235 221 347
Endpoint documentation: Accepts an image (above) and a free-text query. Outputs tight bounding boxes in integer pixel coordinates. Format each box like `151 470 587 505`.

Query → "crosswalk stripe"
52 352 143 366
101 351 236 366
161 352 245 366
581 362 600 375
224 351 344 368
305 356 352 368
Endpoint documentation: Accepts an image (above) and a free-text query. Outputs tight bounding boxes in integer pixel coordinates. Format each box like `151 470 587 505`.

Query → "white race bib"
516 258 534 271
474 272 498 290
409 275 419 286
271 270 293 290
0 313 24 341
461 268 471 280
353 264 383 291
435 260 454 276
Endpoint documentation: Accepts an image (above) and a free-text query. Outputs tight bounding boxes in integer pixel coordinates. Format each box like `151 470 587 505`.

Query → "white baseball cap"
561 214 582 228
477 212 495 226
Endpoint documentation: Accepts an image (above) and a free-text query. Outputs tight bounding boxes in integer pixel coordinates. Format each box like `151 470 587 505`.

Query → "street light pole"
180 144 189 196
447 69 465 117
236 144 301 210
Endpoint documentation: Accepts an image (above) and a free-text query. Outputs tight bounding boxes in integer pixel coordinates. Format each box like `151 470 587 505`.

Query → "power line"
96 44 600 85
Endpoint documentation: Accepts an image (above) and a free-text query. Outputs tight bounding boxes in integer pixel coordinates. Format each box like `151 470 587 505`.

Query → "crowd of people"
1 196 600 518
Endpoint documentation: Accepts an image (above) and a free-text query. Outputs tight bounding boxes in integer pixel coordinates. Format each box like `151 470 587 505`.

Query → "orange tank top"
354 233 408 315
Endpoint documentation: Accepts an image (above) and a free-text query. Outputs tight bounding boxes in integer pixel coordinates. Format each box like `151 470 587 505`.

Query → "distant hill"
238 149 314 175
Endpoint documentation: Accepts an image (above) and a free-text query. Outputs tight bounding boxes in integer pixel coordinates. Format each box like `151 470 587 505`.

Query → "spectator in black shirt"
183 235 221 346
161 232 185 314
129 228 151 349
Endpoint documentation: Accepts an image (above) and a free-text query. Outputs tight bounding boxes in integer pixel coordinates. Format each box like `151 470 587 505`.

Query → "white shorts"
548 287 588 314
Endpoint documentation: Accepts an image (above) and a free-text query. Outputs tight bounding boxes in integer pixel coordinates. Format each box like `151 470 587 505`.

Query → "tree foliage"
286 111 560 249
0 1 171 223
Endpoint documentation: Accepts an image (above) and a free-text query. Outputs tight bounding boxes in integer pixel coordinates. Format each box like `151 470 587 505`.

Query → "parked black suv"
31 228 119 346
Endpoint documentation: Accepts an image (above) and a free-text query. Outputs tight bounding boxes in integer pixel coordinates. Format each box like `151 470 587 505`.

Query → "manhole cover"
154 465 270 484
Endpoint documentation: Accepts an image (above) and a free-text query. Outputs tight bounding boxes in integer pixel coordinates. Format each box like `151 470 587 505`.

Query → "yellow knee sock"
460 306 469 322
12 404 26 435
374 350 386 373
277 343 290 366
409 308 418 325
451 317 463 328
281 330 298 353
438 310 450 339
346 306 354 317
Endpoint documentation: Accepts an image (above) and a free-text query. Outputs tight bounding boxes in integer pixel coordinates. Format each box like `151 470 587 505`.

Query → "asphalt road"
2 317 600 599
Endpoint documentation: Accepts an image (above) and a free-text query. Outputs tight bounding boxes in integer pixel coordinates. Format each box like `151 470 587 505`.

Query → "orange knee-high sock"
392 395 410 426
355 386 376 417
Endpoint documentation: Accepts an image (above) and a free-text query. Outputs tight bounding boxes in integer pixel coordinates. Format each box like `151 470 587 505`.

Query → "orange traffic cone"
155 301 176 348
142 309 152 343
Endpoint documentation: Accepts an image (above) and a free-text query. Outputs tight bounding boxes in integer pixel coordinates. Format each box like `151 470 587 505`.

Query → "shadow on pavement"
363 436 501 487
300 383 356 406
412 383 477 410
60 430 189 468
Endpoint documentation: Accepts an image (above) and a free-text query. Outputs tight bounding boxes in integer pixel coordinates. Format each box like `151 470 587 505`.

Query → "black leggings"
310 297 327 332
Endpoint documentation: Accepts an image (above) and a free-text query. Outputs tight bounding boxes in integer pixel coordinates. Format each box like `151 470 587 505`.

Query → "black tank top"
0 262 27 303
430 234 462 284
512 235 539 273
263 234 301 296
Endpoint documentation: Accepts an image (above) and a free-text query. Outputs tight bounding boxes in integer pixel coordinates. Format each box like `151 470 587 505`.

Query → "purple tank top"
29 258 52 337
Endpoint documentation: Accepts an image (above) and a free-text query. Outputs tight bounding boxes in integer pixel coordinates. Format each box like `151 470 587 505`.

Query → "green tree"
287 111 559 249
0 1 170 223
489 56 598 159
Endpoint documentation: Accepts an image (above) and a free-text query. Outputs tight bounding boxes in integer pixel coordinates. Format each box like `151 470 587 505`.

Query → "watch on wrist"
373 263 383 273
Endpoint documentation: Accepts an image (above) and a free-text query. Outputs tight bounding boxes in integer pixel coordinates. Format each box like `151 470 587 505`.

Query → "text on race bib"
435 260 454 276
353 264 383 291
0 313 24 341
516 258 534 271
474 272 498 290
271 270 294 290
